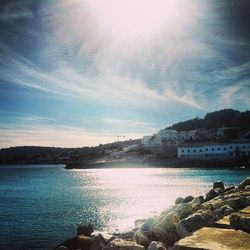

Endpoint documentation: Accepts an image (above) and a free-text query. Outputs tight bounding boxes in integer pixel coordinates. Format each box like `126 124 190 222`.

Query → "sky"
0 0 249 148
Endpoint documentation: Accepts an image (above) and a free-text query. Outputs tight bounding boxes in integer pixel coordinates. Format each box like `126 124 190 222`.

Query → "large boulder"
181 195 194 204
213 181 225 190
134 218 154 247
147 241 166 250
238 177 250 190
175 203 195 219
176 210 216 238
107 238 144 250
205 189 219 201
150 212 180 246
56 235 101 250
77 224 94 236
175 197 184 205
230 213 250 233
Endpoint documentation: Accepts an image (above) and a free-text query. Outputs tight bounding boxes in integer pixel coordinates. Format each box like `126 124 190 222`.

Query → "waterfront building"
178 142 250 158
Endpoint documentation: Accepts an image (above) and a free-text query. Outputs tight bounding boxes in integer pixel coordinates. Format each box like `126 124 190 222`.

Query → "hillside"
167 109 250 132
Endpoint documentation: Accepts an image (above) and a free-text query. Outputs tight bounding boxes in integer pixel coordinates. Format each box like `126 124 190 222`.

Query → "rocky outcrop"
56 177 250 250
77 224 94 236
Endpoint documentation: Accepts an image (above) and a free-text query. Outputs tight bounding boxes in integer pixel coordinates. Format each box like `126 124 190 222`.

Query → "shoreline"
64 156 250 169
55 177 250 250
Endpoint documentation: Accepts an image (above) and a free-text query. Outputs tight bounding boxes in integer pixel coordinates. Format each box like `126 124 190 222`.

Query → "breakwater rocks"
55 177 250 250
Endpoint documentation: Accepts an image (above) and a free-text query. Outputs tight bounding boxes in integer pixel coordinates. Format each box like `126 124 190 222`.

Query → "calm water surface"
0 164 249 249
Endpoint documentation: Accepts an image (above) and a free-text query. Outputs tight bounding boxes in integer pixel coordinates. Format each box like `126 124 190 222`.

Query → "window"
193 149 196 153
224 148 226 151
182 150 184 153
206 148 208 151
242 146 245 149
199 149 202 152
218 148 220 151
230 146 233 149
211 148 214 151
187 149 190 153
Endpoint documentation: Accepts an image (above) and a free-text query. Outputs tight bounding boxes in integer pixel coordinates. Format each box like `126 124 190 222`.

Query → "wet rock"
77 224 94 236
176 210 216 238
182 196 194 204
230 213 250 233
147 241 166 250
205 189 218 202
245 185 250 191
213 181 225 190
150 212 180 246
238 177 250 190
107 238 144 250
134 218 154 247
192 196 205 204
175 197 184 204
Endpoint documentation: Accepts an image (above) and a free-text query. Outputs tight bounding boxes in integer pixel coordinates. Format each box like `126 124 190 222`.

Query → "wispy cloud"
0 113 144 148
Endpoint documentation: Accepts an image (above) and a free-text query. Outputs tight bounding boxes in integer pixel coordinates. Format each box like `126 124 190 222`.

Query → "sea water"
0 164 249 249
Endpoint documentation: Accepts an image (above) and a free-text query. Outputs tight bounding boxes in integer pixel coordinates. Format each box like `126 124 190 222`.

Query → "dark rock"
205 189 218 201
175 197 184 204
181 195 194 203
238 177 250 190
56 246 69 250
224 186 235 192
77 224 94 236
176 210 216 238
147 241 166 250
230 213 250 233
213 181 225 190
56 235 101 250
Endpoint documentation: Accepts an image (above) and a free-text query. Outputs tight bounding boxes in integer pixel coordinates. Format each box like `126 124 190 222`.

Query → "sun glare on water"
87 0 197 40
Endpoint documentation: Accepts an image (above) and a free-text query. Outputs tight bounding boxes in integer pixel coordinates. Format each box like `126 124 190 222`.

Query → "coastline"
64 156 250 169
56 177 250 250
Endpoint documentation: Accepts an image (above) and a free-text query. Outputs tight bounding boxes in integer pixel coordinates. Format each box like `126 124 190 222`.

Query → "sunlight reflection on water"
71 168 207 232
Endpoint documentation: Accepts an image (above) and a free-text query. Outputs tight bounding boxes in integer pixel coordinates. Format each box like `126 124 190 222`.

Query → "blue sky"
0 0 249 148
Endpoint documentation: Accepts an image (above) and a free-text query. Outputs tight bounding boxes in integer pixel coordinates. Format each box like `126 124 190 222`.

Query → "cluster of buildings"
142 128 250 159
142 129 197 145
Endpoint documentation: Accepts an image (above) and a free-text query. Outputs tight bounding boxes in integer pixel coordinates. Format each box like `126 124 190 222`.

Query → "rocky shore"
55 177 250 250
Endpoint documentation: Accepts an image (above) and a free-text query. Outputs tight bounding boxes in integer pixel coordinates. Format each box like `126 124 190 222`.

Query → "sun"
86 0 194 40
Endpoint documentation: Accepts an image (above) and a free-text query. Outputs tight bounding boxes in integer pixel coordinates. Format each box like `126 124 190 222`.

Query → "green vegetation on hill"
167 109 250 131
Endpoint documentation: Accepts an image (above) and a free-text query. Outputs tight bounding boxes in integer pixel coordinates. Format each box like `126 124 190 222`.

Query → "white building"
142 130 197 146
156 129 197 145
178 142 250 158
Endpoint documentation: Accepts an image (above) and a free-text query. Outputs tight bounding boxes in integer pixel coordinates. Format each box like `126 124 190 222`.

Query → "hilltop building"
142 129 197 146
